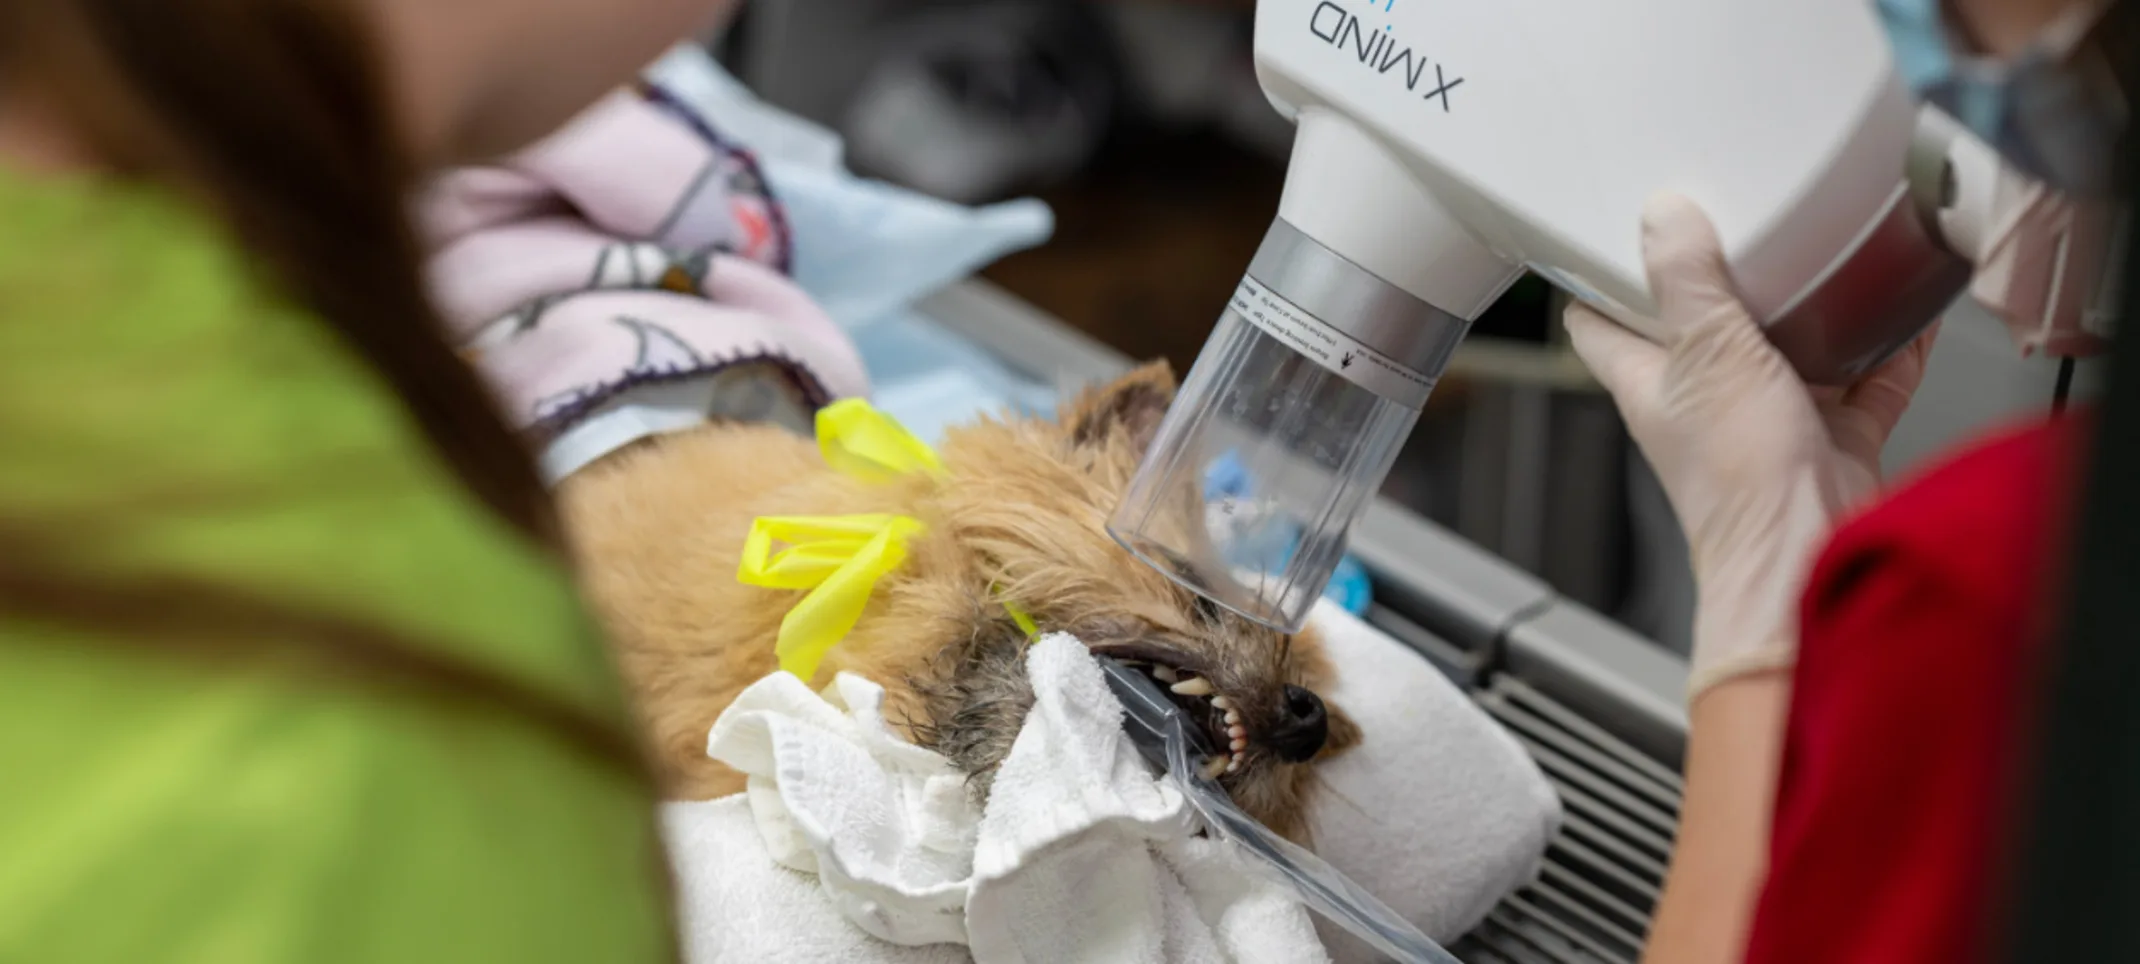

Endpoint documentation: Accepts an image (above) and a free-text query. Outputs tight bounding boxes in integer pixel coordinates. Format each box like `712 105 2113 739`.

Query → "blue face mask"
1875 0 2128 195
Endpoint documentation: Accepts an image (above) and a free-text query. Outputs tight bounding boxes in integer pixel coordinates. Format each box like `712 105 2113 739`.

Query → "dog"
558 363 1359 842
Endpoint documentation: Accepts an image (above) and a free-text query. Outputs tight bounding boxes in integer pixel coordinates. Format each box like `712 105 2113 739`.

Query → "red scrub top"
1741 413 2088 964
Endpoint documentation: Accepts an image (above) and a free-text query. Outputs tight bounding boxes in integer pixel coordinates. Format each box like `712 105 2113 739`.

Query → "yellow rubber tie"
816 397 945 483
1001 597 1041 641
737 400 941 680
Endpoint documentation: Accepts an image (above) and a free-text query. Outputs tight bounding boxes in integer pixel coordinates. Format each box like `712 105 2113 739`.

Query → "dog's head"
890 363 1360 840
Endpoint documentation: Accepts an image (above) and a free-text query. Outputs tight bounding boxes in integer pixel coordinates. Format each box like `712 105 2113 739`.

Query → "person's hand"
1566 195 1937 704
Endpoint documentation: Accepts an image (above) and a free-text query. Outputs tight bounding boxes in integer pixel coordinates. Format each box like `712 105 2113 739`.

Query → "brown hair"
0 5 680 939
0 0 667 750
0 0 554 544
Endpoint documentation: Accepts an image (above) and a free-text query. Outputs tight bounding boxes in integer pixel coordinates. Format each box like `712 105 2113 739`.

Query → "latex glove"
1566 195 1936 703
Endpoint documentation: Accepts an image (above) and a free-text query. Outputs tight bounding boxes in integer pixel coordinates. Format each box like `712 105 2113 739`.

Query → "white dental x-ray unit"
1109 0 2107 631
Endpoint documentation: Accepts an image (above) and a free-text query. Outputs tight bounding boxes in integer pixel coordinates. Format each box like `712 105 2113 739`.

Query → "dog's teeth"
1150 665 1179 683
1227 725 1247 740
1225 758 1241 774
1229 737 1248 752
1223 711 1242 726
1200 755 1230 780
1170 677 1214 696
1210 696 1233 710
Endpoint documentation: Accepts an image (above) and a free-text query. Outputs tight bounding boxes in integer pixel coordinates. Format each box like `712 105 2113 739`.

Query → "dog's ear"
1061 362 1176 456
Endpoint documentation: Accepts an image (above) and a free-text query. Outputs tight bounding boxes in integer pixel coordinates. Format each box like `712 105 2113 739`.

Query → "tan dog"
560 363 1358 841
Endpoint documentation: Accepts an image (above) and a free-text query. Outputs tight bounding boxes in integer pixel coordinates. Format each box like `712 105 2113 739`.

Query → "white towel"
684 632 1329 964
659 796 1317 964
962 637 1328 964
661 796 971 964
661 602 1559 963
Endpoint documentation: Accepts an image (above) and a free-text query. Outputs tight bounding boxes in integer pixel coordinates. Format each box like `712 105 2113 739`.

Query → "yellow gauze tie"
737 399 942 680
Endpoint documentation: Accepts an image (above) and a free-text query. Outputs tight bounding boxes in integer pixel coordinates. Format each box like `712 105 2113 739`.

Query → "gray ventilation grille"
1452 676 1684 963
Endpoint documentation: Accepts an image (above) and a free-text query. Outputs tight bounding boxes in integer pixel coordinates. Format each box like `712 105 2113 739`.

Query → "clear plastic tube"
1097 658 1462 964
1110 219 1467 634
1109 307 1422 633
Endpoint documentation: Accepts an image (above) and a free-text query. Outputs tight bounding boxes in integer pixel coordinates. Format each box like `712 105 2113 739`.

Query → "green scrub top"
0 166 675 961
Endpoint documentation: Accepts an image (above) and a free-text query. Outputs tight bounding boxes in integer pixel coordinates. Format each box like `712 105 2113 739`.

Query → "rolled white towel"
1301 603 1562 961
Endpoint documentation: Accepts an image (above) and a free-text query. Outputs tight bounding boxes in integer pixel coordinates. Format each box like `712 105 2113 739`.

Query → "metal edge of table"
1502 602 1687 765
916 278 1689 763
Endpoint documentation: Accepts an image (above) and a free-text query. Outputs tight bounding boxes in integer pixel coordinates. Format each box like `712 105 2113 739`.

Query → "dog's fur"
560 363 1358 840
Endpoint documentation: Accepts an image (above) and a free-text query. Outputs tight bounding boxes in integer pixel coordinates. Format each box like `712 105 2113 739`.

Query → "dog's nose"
1267 685 1328 762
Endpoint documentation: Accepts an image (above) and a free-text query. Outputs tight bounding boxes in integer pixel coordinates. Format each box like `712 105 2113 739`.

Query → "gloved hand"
1566 195 1937 703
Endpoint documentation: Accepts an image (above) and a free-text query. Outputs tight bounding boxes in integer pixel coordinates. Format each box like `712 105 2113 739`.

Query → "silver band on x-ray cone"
1242 219 1469 408
1761 106 1973 385
1760 181 1971 385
